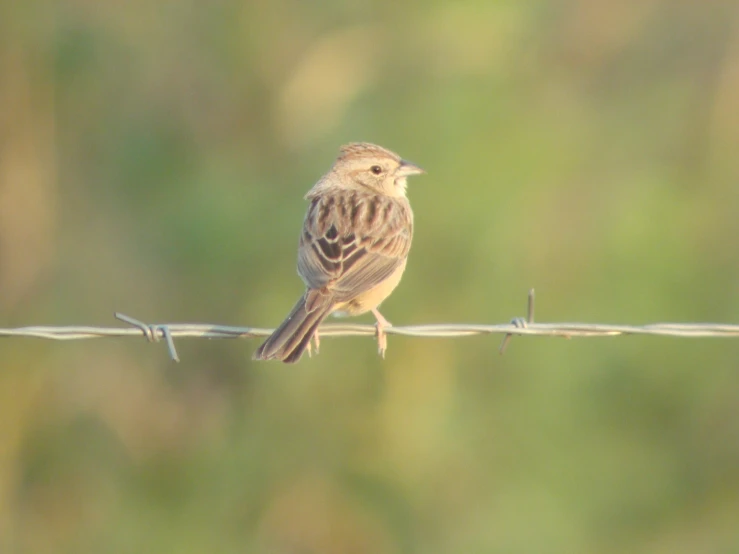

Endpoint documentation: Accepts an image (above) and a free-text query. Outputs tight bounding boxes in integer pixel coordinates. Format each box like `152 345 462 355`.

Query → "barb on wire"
115 313 180 362
1 290 738 361
499 288 536 355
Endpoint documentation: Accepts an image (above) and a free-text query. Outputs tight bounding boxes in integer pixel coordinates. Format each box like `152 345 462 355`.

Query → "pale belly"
331 259 407 317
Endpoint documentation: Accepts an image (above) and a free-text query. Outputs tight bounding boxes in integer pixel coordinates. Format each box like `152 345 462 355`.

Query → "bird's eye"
370 165 383 175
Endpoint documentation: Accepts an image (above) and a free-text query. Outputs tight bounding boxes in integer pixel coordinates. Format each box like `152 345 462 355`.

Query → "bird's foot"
305 329 320 358
371 308 391 358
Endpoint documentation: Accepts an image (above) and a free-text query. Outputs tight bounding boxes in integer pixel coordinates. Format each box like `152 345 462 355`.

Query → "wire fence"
1 291 737 361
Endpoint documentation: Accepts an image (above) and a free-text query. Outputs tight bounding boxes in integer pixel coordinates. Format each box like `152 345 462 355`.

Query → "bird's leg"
312 328 321 354
371 308 392 358
304 329 320 358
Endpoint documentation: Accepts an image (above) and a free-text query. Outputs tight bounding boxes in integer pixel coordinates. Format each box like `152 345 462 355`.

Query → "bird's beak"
397 159 425 176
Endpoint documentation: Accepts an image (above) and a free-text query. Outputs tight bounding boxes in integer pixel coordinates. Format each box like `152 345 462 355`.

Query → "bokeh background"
2 1 739 552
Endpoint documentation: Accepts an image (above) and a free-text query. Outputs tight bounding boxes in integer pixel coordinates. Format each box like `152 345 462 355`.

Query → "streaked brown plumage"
253 142 424 363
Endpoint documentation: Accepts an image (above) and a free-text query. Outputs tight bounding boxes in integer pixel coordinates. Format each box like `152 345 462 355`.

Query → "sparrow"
253 142 424 363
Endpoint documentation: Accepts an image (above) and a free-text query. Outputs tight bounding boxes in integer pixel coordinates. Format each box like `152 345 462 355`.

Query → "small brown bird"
253 142 424 363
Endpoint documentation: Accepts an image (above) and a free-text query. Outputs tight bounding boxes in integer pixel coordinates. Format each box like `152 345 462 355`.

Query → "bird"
253 142 424 363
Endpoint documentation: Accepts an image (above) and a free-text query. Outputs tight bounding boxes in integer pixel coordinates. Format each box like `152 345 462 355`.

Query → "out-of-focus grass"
1 1 739 552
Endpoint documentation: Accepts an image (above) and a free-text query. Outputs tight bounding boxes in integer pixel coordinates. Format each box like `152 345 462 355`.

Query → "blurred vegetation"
1 0 739 552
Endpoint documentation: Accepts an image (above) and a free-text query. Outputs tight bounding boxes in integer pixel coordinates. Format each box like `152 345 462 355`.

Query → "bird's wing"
297 191 413 302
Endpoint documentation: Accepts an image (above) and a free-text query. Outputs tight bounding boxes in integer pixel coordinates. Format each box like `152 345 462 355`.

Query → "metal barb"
499 288 536 355
114 313 180 362
527 288 535 324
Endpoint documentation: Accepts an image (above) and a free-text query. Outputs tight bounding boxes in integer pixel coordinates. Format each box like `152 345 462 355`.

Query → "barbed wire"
0 290 737 361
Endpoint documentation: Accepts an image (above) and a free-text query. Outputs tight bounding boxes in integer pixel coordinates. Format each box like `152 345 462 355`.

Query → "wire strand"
1 290 737 361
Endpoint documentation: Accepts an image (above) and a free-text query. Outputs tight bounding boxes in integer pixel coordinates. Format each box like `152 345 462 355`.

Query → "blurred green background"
1 0 739 552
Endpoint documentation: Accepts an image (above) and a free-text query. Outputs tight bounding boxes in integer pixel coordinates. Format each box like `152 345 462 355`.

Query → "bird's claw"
371 308 391 358
375 322 389 358
313 329 320 354
305 330 321 358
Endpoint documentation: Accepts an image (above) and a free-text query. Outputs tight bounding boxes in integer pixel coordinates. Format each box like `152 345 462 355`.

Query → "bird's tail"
253 292 333 363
